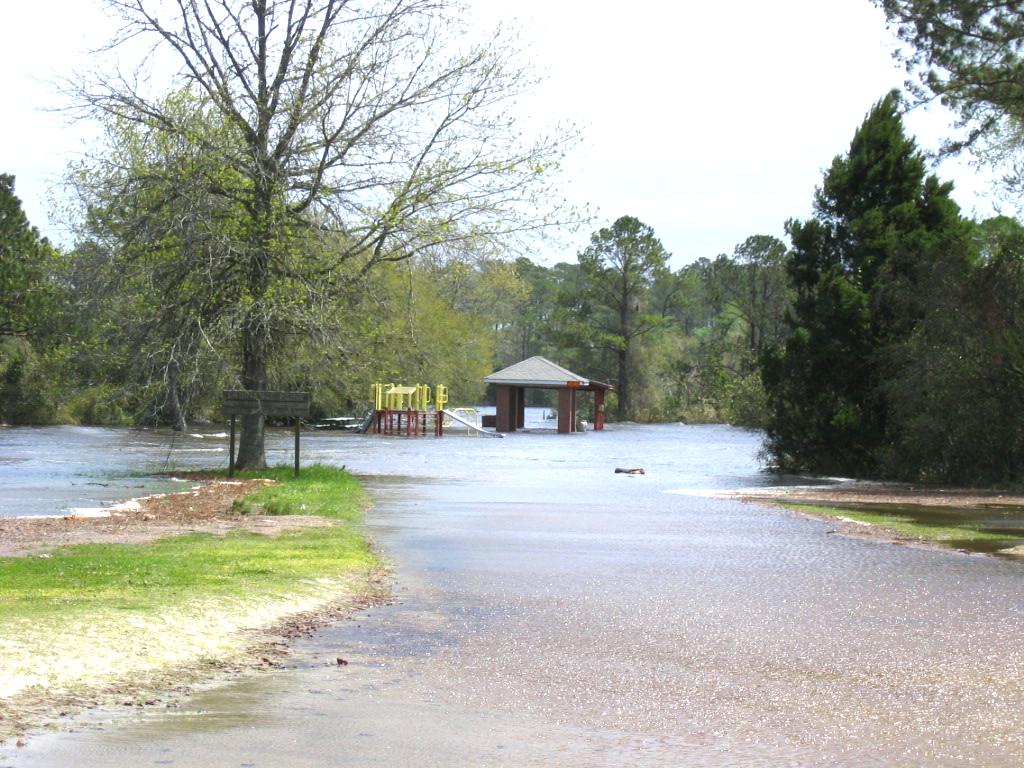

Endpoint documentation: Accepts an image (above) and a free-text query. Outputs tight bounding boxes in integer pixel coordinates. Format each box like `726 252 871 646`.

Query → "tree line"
4 108 1024 486
0 171 786 430
3 0 1024 485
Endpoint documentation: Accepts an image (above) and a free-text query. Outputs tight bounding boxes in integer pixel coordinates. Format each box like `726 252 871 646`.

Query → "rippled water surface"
2 421 1022 766
0 426 230 517
0 416 770 517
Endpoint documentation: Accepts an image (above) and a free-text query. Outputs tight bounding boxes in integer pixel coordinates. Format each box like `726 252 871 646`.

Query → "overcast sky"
0 0 1001 267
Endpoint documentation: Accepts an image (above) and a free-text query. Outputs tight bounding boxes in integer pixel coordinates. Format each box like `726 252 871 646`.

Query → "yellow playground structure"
371 382 449 436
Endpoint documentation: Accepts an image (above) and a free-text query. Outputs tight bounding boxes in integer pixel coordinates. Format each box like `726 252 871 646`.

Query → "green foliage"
627 241 790 427
681 236 790 427
560 216 673 419
876 1 1024 157
69 101 282 430
460 231 791 427
881 216 1024 483
368 263 495 406
704 237 789 356
236 254 499 420
1 212 507 426
0 176 71 425
58 384 133 426
71 0 576 468
502 257 565 364
0 338 57 424
0 175 62 340
877 2 1024 205
762 92 975 477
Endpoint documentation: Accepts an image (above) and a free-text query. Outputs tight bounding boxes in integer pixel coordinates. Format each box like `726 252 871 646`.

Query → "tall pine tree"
761 91 972 476
570 216 671 420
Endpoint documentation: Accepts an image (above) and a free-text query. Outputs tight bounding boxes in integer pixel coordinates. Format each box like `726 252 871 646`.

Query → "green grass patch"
786 502 1024 554
230 464 369 521
0 465 378 625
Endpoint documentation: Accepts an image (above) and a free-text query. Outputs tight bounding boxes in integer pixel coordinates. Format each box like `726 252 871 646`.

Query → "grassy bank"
0 465 385 739
785 502 1024 556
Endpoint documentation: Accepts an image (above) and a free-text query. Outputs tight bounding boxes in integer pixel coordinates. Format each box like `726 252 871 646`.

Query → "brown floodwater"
1 422 1022 766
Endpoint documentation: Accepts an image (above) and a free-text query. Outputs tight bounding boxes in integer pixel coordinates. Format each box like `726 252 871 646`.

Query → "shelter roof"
484 356 613 390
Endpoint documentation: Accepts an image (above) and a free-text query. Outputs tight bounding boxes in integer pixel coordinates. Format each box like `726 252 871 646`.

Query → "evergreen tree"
885 216 1024 483
0 175 67 425
761 91 972 476
875 1 1024 156
0 174 59 340
569 216 672 420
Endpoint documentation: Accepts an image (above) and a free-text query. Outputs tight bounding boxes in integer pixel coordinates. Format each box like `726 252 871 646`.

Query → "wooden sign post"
223 391 311 477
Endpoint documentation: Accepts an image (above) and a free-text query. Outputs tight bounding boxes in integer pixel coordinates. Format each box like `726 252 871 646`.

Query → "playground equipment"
442 408 503 438
370 382 463 437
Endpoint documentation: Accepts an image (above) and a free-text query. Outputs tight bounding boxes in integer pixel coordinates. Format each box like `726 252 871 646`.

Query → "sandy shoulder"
0 477 389 744
716 483 1024 555
722 484 1024 509
0 477 331 557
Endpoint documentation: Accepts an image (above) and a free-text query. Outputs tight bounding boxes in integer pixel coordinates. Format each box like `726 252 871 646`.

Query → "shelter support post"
594 390 606 431
495 385 515 432
557 388 577 434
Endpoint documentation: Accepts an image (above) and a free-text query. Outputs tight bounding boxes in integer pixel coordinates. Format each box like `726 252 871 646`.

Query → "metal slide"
356 411 374 434
441 410 505 438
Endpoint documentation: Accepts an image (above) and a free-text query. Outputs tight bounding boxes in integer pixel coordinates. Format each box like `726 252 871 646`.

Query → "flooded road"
2 423 1023 765
0 426 239 517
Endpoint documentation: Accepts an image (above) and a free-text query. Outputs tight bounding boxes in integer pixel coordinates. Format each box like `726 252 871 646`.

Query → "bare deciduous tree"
73 0 575 467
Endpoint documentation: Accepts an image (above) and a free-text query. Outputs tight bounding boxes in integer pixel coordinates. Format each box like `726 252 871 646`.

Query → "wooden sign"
223 390 311 477
223 390 310 417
